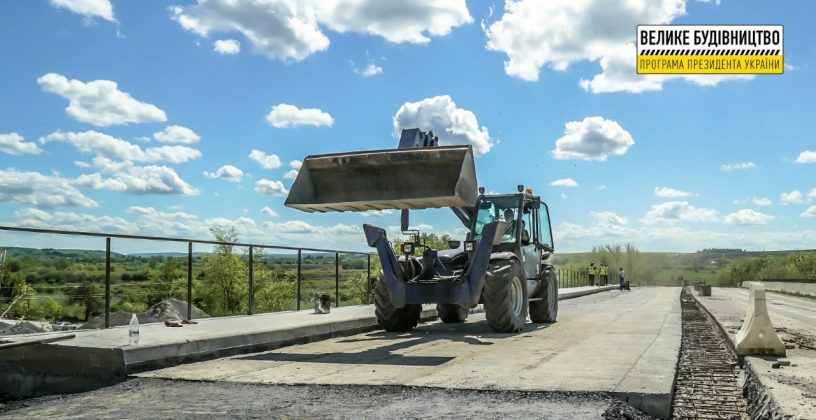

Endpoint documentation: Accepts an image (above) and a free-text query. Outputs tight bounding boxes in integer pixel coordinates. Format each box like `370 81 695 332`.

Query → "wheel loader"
285 128 558 333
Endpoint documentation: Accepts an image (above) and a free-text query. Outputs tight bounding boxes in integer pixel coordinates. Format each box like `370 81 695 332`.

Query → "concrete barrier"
739 280 816 298
734 283 786 357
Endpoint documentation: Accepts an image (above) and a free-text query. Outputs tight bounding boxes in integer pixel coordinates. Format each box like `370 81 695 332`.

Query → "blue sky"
0 0 814 254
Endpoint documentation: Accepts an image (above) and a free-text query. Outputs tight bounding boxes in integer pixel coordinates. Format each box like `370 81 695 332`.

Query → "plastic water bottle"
129 314 139 345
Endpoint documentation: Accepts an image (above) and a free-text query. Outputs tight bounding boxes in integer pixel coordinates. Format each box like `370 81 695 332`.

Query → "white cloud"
392 95 494 156
551 116 634 161
203 165 244 182
362 209 396 217
801 206 816 218
550 178 578 188
41 130 201 163
795 150 816 164
0 133 42 155
641 201 718 225
595 184 607 191
15 208 136 234
74 160 92 168
37 73 166 126
485 0 752 93
50 0 114 22
654 187 691 198
752 197 773 206
255 179 288 196
317 0 472 44
780 190 803 205
590 211 628 226
289 160 302 169
249 149 282 169
213 38 241 55
723 209 775 225
721 161 756 172
261 206 278 217
560 193 567 200
724 209 774 225
0 169 97 208
283 169 299 180
171 0 471 63
809 188 816 200
153 125 201 144
265 104 333 128
73 158 200 196
354 63 383 77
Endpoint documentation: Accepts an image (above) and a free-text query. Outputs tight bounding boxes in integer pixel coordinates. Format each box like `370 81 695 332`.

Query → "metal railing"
0 225 373 328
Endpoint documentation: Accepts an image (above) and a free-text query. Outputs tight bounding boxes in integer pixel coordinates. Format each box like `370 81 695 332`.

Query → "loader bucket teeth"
285 145 478 212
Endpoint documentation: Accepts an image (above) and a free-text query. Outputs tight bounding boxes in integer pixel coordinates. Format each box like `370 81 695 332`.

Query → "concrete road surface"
136 287 681 417
696 288 816 419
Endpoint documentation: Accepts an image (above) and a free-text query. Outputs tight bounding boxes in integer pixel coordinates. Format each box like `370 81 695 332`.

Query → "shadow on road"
235 319 553 367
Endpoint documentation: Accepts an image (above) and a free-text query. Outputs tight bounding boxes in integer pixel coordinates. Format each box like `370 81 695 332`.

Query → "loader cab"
471 193 555 277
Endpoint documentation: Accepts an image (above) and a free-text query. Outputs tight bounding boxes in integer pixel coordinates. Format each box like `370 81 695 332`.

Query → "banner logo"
637 25 783 74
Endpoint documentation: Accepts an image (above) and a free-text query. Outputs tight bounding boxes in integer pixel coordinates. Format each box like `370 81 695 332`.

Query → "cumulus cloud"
213 38 240 55
362 209 397 217
780 190 803 205
795 150 816 164
393 95 493 156
0 133 42 155
50 0 114 22
266 103 333 128
203 165 244 182
37 73 166 126
550 178 578 188
15 208 136 234
0 169 97 208
484 0 752 92
724 209 774 225
752 197 773 206
261 206 278 217
249 149 282 169
289 160 302 169
801 206 816 218
153 125 201 144
641 201 718 225
41 130 201 163
354 63 383 77
255 179 288 196
654 187 691 198
590 211 628 226
721 161 756 172
551 116 634 161
170 1 471 62
73 158 200 196
283 169 299 180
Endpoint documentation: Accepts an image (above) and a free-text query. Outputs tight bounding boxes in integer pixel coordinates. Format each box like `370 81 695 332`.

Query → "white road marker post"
735 283 786 357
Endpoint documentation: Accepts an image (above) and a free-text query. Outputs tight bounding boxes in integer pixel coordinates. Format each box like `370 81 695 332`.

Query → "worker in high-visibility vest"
599 264 608 286
588 262 597 286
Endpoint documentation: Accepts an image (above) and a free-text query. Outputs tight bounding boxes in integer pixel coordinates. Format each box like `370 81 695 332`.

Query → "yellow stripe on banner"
636 55 783 74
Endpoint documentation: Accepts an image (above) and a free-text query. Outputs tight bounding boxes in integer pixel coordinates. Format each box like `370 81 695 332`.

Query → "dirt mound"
81 299 209 329
0 320 45 335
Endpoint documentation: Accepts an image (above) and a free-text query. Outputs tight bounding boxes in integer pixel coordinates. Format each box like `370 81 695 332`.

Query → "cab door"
520 206 540 277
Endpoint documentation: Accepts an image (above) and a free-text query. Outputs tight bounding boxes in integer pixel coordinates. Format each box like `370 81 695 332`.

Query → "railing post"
296 249 302 310
248 246 254 315
187 242 192 321
104 237 111 329
366 254 371 304
335 252 340 308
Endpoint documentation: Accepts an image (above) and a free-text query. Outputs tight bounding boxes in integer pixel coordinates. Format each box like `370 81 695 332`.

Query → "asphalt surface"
0 378 657 419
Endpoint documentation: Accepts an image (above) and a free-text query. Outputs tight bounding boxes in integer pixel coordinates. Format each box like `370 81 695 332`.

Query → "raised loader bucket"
285 145 477 212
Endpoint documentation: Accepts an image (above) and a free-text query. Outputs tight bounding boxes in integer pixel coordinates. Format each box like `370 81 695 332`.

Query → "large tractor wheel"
484 261 528 333
530 269 558 323
436 304 469 323
374 272 421 332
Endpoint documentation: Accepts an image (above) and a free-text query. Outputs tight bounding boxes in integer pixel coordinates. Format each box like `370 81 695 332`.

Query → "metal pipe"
366 254 371 304
104 237 111 329
187 242 192 320
335 252 340 308
296 249 302 310
248 246 254 315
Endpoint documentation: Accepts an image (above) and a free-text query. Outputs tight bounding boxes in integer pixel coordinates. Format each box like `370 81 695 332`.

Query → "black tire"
436 304 469 323
374 272 421 332
483 260 528 333
530 269 558 323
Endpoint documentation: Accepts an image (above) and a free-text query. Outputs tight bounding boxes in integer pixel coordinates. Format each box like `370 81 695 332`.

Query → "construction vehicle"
285 129 558 333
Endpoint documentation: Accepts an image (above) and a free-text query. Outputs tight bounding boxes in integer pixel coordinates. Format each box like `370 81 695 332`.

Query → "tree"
200 226 248 315
792 252 816 280
145 258 184 305
68 282 103 321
